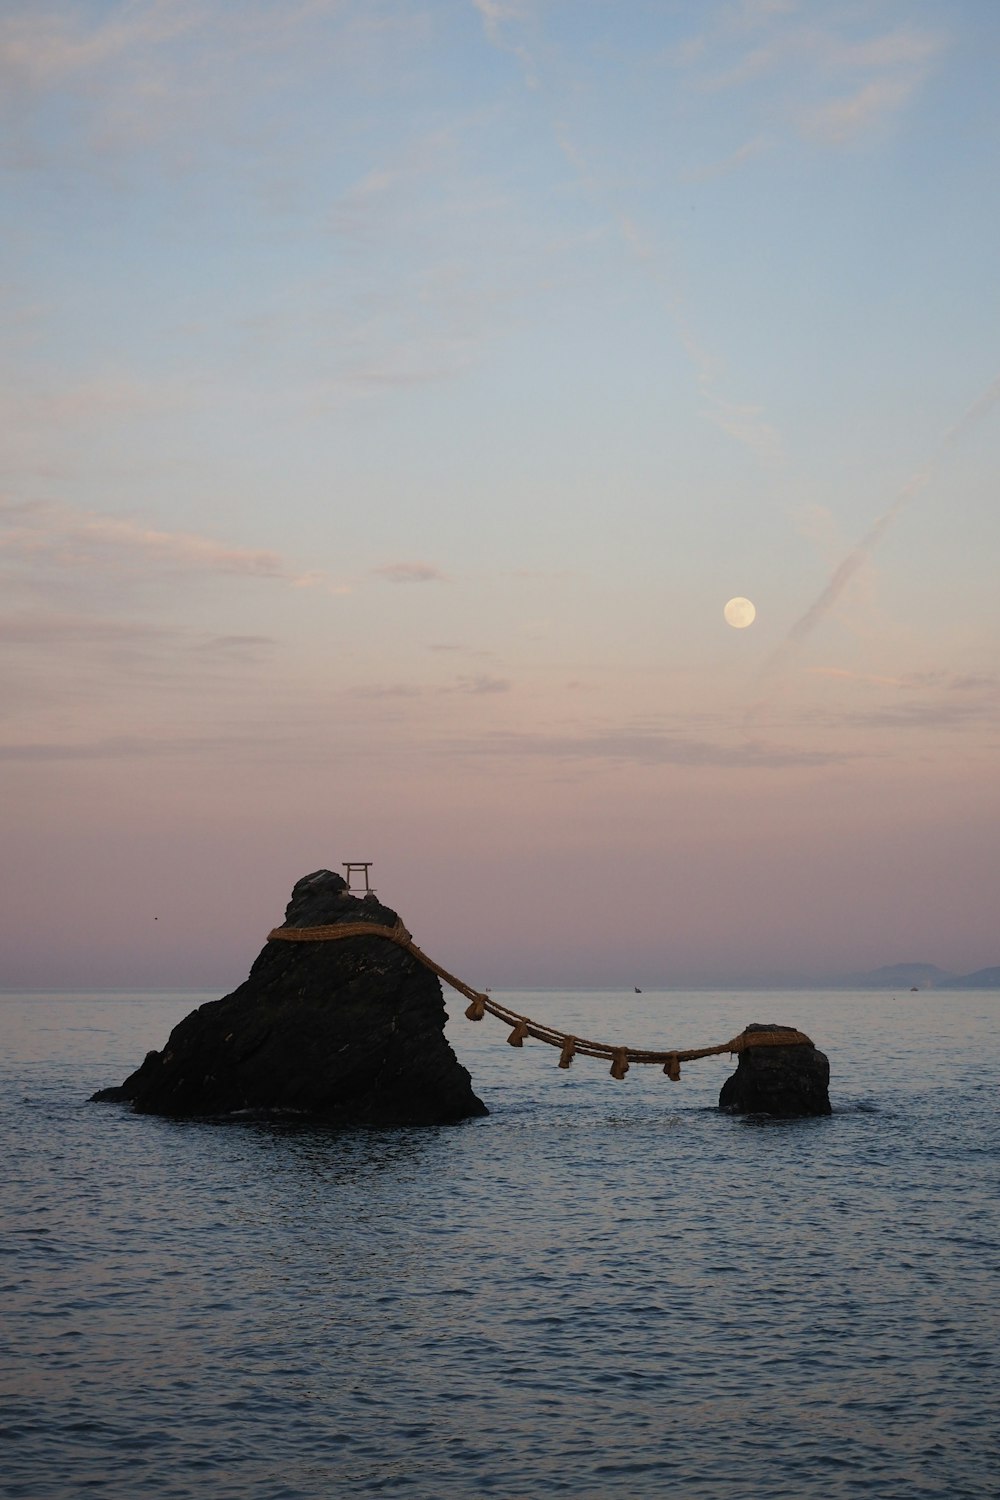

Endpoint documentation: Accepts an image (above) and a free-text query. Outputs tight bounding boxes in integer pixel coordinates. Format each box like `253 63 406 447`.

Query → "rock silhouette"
92 870 487 1125
719 1022 831 1117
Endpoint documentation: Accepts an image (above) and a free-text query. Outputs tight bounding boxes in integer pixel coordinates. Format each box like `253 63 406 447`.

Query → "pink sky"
3 1 999 989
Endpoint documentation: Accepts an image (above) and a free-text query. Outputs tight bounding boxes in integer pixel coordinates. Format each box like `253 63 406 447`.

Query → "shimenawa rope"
266 918 813 1081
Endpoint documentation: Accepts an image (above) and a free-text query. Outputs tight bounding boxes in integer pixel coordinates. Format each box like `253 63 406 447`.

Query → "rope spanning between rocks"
266 918 813 1081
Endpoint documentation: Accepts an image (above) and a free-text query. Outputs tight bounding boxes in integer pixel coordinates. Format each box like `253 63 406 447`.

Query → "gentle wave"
1 989 998 1498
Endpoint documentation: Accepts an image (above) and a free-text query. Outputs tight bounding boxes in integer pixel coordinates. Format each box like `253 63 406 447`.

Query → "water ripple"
1 989 998 1498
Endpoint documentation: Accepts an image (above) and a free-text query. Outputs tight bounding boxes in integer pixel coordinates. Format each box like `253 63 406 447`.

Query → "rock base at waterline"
719 1023 831 1117
91 869 487 1125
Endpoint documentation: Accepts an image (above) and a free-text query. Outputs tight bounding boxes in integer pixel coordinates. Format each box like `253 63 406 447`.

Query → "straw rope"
266 918 814 1081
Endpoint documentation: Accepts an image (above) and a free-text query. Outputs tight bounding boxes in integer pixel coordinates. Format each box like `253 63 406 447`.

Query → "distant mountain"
827 963 959 989
948 966 1000 988
822 961 1000 989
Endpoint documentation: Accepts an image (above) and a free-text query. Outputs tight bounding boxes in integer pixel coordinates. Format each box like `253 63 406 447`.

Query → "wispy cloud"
79 514 294 578
451 725 845 770
372 561 449 584
0 498 345 592
471 0 528 39
0 737 163 762
810 666 906 690
611 212 788 469
681 134 771 183
811 666 999 693
345 671 512 702
0 607 282 674
672 8 947 148
0 601 285 738
471 6 787 472
0 610 166 647
455 674 511 695
730 0 801 28
701 392 784 467
0 1 366 100
0 723 298 762
192 633 280 658
0 0 419 169
327 129 461 244
836 28 946 72
4 372 191 428
470 0 538 87
0 2 199 92
835 689 1000 733
802 74 921 145
346 684 425 699
305 342 480 402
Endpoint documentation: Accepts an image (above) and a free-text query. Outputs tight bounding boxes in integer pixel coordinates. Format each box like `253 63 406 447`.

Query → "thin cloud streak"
846 699 998 731
0 611 166 646
762 371 1000 678
455 674 510 695
372 561 449 584
0 1 364 100
0 498 346 592
80 514 294 578
810 667 999 694
450 727 847 770
803 74 923 144
0 0 424 178
470 0 538 88
0 722 304 761
681 134 772 183
0 2 199 91
673 10 947 150
0 734 220 762
193 634 280 657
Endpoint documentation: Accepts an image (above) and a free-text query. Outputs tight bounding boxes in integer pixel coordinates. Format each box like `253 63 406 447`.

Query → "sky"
2 0 999 990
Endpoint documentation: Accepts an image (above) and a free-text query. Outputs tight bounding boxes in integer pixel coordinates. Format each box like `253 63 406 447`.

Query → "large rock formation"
718 1023 831 1117
92 870 487 1125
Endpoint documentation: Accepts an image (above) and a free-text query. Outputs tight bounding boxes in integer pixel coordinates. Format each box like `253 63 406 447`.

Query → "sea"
1 986 997 1500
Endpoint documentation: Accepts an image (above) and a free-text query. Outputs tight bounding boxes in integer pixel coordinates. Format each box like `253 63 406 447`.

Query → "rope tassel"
507 1020 530 1048
558 1037 577 1069
609 1048 630 1080
465 996 487 1021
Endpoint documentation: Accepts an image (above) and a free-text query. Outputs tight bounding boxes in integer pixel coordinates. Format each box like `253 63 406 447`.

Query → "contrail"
761 370 1000 679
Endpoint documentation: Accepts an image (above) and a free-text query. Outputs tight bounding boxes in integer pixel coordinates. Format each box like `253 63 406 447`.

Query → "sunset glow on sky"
3 0 999 988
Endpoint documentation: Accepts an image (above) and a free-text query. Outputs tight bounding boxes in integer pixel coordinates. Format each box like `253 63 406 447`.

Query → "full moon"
723 596 757 629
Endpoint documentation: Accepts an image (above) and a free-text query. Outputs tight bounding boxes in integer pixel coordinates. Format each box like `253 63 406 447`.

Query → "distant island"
679 962 1000 991
821 963 1000 990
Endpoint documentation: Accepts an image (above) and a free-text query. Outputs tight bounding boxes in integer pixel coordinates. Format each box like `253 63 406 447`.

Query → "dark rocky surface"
92 869 487 1124
718 1022 831 1117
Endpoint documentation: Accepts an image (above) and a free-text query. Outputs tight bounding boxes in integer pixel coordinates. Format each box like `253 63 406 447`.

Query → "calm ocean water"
1 986 997 1500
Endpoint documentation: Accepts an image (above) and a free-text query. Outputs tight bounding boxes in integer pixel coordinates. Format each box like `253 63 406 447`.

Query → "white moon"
724 596 756 629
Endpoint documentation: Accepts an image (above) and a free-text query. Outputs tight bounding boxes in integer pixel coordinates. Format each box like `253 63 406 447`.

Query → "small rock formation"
92 870 487 1125
718 1022 831 1117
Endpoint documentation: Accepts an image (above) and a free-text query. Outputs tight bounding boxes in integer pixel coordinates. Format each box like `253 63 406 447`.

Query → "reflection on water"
1 988 998 1499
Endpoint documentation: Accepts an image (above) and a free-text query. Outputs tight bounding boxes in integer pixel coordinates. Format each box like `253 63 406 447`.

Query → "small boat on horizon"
634 986 642 993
